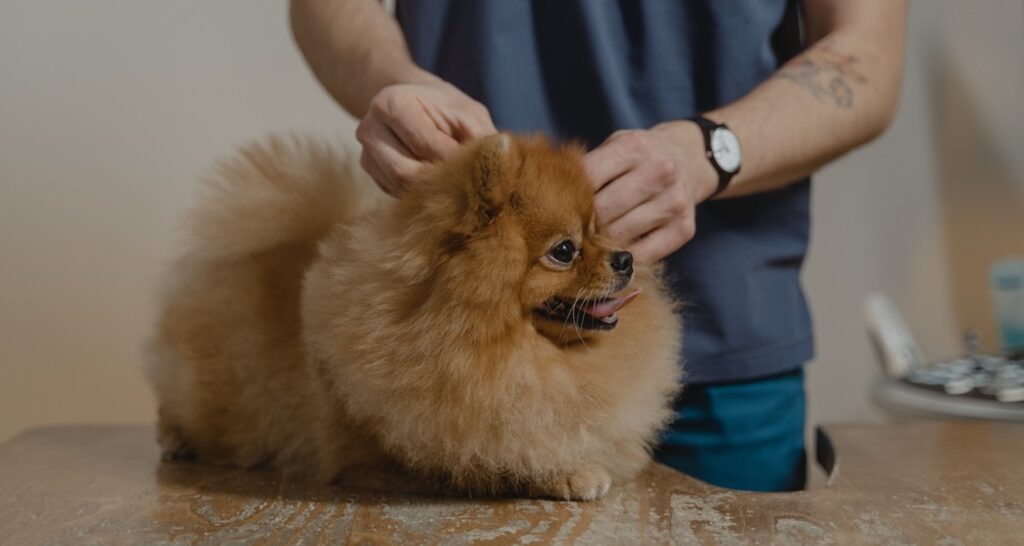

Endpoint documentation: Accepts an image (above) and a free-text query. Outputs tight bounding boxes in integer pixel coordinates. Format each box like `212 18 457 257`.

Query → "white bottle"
990 258 1024 357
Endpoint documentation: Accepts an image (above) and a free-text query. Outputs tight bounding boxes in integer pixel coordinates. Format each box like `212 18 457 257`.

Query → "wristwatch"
689 116 742 197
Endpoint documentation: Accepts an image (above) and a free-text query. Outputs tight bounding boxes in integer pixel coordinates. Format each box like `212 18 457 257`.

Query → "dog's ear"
466 133 521 226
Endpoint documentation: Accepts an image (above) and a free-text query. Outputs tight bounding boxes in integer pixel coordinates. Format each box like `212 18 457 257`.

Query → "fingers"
593 162 675 226
603 184 691 247
358 82 499 195
584 129 670 192
376 96 461 160
448 101 497 140
583 140 635 192
604 197 672 245
628 216 696 264
359 150 396 197
356 118 425 195
585 128 696 260
593 170 649 226
403 81 496 142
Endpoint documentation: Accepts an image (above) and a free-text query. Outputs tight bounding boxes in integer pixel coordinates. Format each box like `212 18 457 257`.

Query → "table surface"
1 422 1022 545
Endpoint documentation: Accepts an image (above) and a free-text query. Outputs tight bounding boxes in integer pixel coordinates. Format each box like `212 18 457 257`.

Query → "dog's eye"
548 240 577 264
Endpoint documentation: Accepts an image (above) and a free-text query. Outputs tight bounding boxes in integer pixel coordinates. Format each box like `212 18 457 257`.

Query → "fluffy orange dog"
147 133 682 500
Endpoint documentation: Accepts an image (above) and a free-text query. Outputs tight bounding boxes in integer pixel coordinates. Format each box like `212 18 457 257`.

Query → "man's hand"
291 0 497 194
583 123 717 263
356 80 497 195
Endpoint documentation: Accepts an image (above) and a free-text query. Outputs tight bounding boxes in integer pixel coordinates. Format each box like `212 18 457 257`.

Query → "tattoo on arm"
774 39 867 109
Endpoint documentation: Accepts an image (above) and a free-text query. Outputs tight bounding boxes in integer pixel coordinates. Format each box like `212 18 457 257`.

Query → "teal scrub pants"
654 368 807 492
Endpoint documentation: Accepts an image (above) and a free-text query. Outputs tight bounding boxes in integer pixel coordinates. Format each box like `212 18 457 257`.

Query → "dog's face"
513 157 638 343
418 134 639 344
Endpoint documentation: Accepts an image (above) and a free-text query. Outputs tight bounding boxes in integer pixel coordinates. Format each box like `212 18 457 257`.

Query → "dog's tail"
184 134 383 262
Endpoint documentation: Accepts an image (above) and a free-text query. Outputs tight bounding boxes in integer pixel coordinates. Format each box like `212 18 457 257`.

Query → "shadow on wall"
928 45 1024 354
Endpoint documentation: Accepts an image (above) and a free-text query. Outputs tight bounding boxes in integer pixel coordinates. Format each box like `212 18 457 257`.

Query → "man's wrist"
372 63 437 92
357 54 439 113
389 63 440 87
651 121 720 203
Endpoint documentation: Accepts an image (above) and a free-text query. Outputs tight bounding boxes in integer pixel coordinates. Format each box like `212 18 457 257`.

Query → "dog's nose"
610 251 633 276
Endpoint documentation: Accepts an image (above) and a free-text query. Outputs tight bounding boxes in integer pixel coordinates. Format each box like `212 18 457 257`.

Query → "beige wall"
0 1 356 442
803 1 1024 425
1 1 1021 442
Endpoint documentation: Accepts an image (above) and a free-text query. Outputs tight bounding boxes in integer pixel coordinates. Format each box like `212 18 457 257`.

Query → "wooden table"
1 423 1021 545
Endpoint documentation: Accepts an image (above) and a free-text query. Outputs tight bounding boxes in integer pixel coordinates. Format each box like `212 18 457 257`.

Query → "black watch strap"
689 116 737 198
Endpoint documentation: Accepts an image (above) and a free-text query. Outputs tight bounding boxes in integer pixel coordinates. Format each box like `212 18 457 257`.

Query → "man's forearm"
290 0 434 118
667 0 908 199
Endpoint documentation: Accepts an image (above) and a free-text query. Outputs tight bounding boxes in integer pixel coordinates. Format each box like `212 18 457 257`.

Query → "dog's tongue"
581 288 642 318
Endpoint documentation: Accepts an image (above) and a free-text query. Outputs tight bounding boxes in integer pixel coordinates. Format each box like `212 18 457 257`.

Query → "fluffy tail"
184 134 382 262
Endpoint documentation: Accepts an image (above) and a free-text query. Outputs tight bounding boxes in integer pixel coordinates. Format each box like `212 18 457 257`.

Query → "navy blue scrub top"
396 0 813 383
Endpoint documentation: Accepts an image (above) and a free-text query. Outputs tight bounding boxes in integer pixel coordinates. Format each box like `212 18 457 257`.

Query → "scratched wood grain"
0 422 1021 545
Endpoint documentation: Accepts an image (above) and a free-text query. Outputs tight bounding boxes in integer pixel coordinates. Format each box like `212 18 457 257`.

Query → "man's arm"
290 0 427 117
585 0 908 262
290 0 495 194
702 0 907 197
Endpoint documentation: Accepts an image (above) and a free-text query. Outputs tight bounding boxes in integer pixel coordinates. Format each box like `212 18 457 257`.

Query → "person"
290 0 907 492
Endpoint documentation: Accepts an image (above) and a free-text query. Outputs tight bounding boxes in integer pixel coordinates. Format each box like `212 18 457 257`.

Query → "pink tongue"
581 288 642 318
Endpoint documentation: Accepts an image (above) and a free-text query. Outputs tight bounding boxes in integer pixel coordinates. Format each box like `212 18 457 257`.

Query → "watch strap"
688 116 737 198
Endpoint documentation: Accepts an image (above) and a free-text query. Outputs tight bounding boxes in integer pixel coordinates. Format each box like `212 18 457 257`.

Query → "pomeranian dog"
147 133 682 500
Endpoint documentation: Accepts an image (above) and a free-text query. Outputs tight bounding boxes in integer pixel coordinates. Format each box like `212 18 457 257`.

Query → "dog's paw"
529 465 612 501
157 423 195 461
567 465 612 500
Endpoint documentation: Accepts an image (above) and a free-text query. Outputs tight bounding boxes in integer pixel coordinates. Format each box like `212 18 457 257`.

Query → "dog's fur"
147 133 682 500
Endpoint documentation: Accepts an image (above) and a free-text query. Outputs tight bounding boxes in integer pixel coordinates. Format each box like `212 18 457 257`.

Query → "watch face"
710 127 742 173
